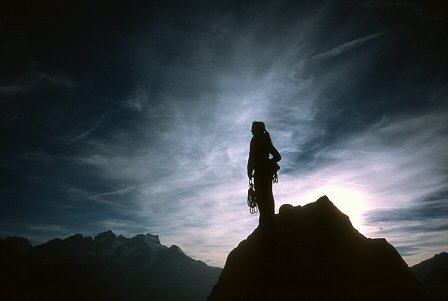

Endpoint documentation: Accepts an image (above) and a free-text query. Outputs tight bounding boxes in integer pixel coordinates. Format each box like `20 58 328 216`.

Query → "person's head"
251 121 266 135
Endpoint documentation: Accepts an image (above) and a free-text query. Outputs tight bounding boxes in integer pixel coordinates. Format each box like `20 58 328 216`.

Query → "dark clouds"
1 0 447 266
364 190 448 259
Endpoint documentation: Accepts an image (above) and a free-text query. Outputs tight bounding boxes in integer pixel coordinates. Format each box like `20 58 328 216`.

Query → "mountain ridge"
2 198 445 301
0 230 221 301
207 195 431 301
411 252 448 301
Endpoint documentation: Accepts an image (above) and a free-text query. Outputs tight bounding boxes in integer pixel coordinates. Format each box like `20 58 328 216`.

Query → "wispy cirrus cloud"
274 111 448 265
310 28 391 60
1 0 447 269
0 72 75 96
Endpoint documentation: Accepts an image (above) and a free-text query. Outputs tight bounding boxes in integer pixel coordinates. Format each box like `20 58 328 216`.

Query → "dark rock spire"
207 196 430 301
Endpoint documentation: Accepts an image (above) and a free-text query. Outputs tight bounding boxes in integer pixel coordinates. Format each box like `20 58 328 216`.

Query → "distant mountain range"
1 198 446 301
411 252 448 301
207 196 433 301
0 230 221 301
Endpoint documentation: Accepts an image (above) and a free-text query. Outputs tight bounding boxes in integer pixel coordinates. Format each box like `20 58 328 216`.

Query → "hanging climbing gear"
247 178 258 214
271 161 280 183
273 172 278 183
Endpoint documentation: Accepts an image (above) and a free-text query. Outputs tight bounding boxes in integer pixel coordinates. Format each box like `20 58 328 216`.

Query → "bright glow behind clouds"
74 6 448 266
1 1 447 268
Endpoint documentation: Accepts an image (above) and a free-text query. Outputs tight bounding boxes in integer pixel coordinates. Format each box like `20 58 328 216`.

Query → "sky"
1 0 447 267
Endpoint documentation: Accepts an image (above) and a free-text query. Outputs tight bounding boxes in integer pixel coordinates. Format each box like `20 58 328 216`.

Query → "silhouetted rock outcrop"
1 236 32 254
412 252 448 301
207 196 430 301
0 231 221 301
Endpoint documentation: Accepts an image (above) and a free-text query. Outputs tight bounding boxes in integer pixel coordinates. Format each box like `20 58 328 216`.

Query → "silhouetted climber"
247 121 281 226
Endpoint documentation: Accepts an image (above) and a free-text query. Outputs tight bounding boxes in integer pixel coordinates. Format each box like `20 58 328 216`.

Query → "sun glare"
300 185 368 233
